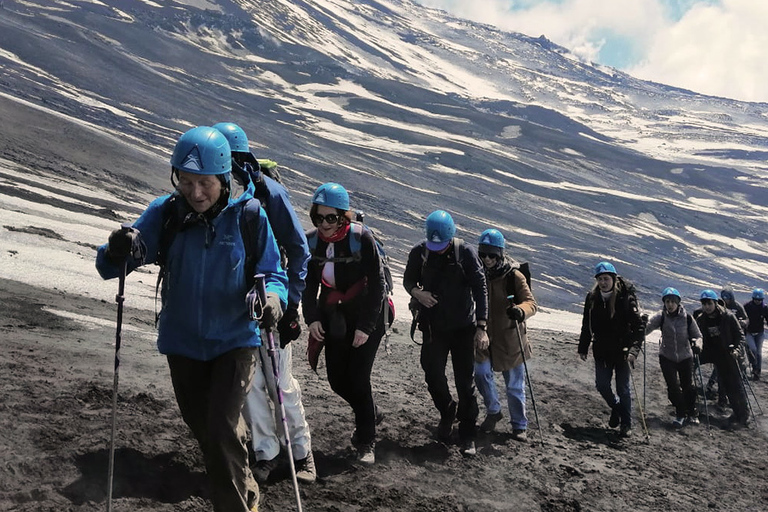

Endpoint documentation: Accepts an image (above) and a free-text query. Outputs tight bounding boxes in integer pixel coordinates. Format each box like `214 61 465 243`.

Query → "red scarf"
317 221 350 243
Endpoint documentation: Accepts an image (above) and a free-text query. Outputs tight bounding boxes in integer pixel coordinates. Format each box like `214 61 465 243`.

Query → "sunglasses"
312 213 341 226
478 252 499 260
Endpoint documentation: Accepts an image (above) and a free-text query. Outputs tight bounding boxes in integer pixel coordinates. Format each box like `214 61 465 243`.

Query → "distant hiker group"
96 124 764 512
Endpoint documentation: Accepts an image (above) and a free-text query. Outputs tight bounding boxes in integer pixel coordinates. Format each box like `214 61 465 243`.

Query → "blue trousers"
594 358 632 427
475 360 528 430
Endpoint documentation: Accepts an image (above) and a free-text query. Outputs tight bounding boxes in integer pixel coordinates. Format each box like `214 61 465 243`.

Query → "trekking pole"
508 296 544 447
629 366 650 443
694 354 711 433
738 363 763 416
106 259 127 512
737 364 760 425
253 274 303 512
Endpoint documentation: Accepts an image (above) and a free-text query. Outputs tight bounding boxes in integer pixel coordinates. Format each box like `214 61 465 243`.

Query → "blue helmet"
425 210 456 251
170 126 231 175
753 288 765 300
312 183 349 211
661 287 681 301
700 289 718 301
594 261 617 277
478 228 505 248
212 122 249 153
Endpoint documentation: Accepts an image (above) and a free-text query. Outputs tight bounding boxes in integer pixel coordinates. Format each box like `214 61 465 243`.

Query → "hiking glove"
691 344 701 355
506 305 525 323
106 225 145 264
277 303 301 347
261 292 284 328
627 353 636 369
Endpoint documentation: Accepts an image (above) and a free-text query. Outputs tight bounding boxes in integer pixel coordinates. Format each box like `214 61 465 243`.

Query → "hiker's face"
664 297 680 314
701 300 716 315
315 205 343 237
177 171 222 213
596 274 614 292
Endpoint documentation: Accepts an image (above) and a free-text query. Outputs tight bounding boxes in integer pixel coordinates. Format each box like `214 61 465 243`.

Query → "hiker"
644 287 702 428
301 183 387 465
96 126 288 512
743 288 768 381
473 228 537 441
578 261 644 438
705 287 749 401
213 123 316 484
696 290 750 427
403 210 488 455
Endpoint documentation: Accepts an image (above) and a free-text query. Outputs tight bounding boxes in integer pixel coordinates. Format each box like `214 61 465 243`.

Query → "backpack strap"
307 223 363 265
239 198 262 289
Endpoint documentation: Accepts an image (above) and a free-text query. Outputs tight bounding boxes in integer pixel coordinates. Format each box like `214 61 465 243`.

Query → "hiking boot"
252 455 279 484
460 440 477 456
608 405 620 428
437 400 457 441
295 452 317 483
479 411 503 433
686 415 700 426
357 442 375 465
672 417 685 429
619 425 632 438
511 429 528 442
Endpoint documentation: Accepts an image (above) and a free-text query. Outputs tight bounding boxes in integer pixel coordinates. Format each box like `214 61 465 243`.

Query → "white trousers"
243 338 312 461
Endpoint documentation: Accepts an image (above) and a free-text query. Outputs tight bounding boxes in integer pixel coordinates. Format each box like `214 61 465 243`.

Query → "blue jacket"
253 173 310 306
96 184 288 361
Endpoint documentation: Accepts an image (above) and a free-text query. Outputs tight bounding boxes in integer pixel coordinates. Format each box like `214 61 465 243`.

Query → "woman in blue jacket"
96 126 287 512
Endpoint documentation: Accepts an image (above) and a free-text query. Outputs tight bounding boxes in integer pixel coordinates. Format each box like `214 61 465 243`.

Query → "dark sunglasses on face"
312 213 340 226
478 252 499 260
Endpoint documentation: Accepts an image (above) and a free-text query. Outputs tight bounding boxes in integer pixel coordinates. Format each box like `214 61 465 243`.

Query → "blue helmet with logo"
661 287 681 301
753 288 765 300
594 261 617 277
425 210 456 251
312 183 349 211
212 122 249 153
170 126 231 175
478 228 505 248
700 289 718 301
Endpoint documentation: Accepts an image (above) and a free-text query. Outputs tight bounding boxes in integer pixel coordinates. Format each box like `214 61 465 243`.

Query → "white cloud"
417 0 768 103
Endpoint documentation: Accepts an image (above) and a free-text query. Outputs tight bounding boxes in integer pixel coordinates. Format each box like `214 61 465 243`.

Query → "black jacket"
696 305 746 365
403 239 488 331
578 276 644 363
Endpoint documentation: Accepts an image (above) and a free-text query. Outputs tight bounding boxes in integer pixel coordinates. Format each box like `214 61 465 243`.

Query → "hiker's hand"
640 313 649 329
309 321 325 341
730 348 740 360
579 353 588 361
106 226 142 263
261 292 283 328
691 344 701 355
627 353 636 369
412 288 438 308
352 329 369 348
474 328 489 350
277 303 301 347
507 305 525 323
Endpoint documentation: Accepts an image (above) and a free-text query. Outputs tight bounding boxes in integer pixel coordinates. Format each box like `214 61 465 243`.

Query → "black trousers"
420 324 478 441
324 320 384 446
659 355 697 417
716 356 750 423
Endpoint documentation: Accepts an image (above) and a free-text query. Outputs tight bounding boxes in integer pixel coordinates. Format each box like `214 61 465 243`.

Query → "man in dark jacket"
698 289 750 427
578 262 644 437
743 288 768 381
404 210 488 456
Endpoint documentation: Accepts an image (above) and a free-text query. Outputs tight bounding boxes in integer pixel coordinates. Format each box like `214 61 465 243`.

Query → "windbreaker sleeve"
95 195 169 280
262 181 310 306
512 269 537 320
460 243 488 322
645 311 662 335
687 313 702 342
402 243 425 295
356 229 386 334
252 206 289 308
578 292 593 355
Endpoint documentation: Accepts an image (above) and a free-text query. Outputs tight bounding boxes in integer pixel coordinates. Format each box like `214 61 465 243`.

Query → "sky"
416 0 768 103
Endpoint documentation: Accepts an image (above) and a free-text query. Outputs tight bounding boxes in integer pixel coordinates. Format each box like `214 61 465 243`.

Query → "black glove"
277 303 301 347
106 225 145 264
262 292 284 328
506 305 525 323
640 313 649 327
691 344 701 355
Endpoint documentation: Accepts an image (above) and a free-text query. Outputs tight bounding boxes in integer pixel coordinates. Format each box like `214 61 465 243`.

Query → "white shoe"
358 443 375 464
295 452 317 483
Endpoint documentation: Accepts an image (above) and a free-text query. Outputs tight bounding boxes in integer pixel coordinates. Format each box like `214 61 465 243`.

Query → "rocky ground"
2 277 767 512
